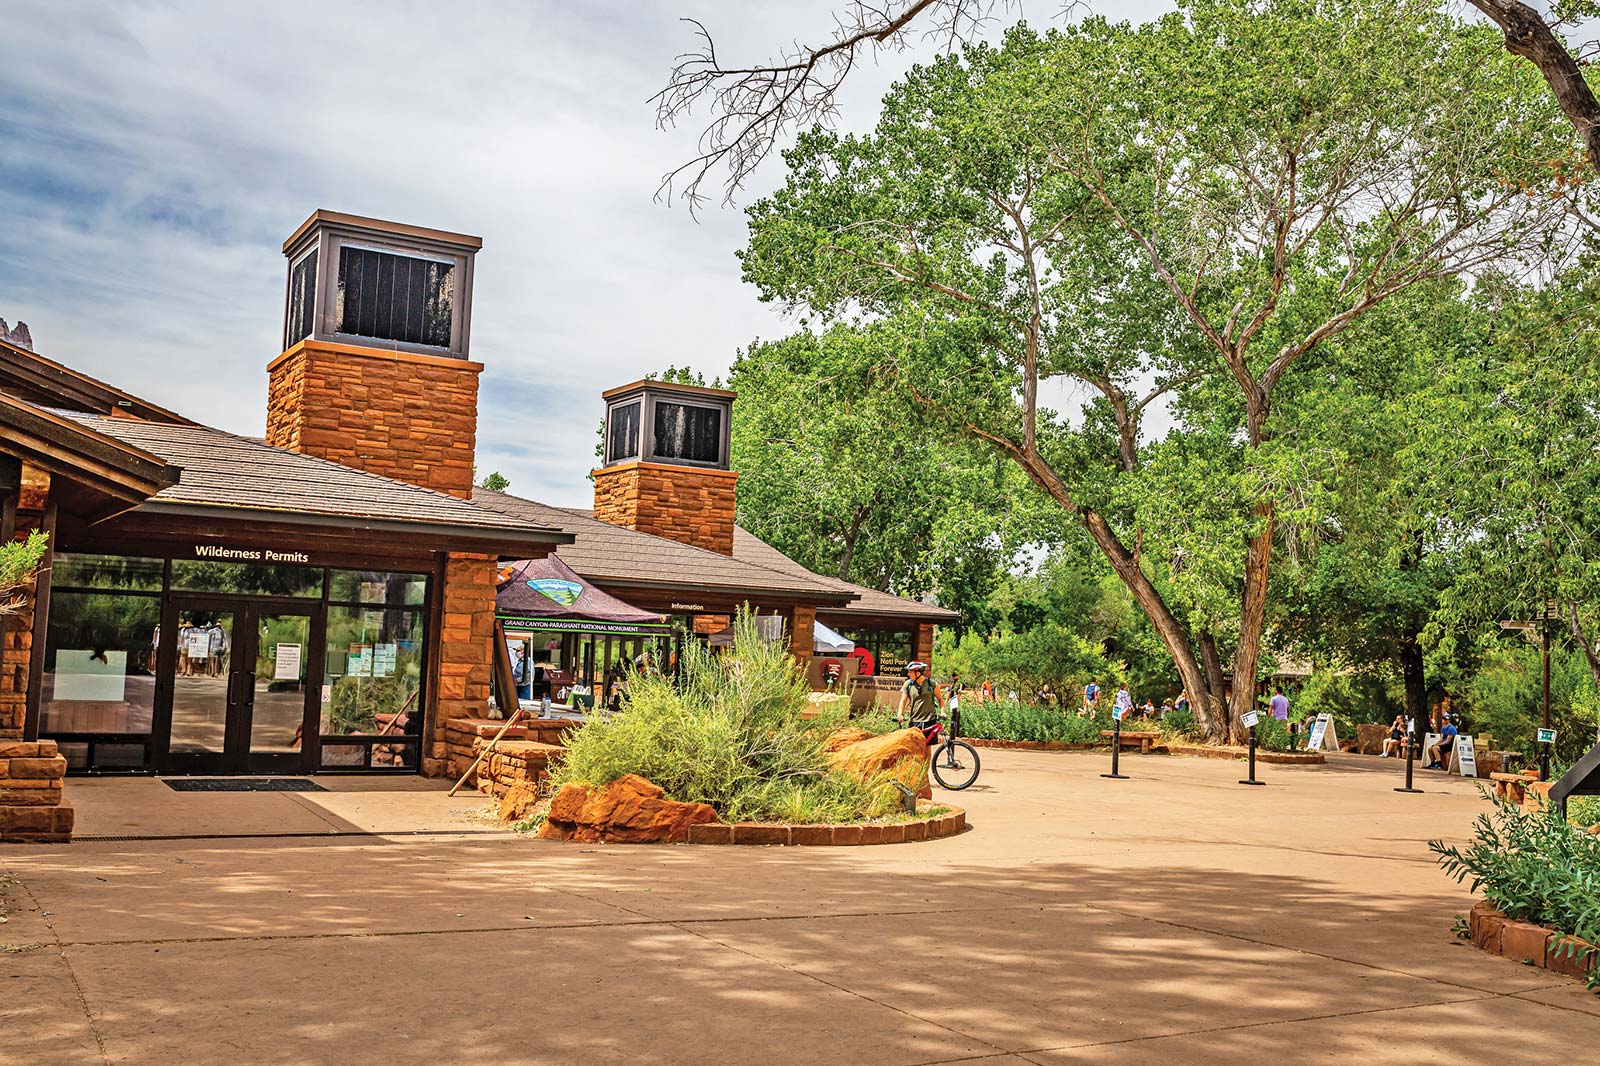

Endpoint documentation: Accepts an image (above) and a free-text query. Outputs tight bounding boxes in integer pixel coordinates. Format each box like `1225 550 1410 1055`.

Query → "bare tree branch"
1468 0 1600 167
652 1 1009 211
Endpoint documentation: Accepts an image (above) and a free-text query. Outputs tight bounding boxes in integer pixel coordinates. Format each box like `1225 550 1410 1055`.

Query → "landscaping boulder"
497 783 541 824
538 773 718 843
1355 723 1387 755
828 728 932 799
822 726 875 752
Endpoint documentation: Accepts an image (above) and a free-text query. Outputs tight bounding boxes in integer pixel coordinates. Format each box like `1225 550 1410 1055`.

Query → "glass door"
161 601 239 772
157 599 319 774
246 610 317 773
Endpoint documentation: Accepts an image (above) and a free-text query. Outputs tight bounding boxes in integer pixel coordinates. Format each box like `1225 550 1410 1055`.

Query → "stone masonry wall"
0 740 72 842
915 624 935 667
267 340 483 500
0 601 30 739
789 605 816 663
592 461 738 556
425 552 498 777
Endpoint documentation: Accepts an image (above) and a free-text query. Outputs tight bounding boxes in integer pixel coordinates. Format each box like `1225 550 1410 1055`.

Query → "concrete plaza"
2 750 1594 1065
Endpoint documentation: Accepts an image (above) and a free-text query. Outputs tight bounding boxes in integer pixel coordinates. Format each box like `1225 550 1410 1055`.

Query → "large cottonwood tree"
735 3 1577 740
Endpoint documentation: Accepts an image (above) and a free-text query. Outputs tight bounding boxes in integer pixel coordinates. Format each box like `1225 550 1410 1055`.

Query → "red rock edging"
1468 901 1598 983
684 804 965 846
1166 743 1325 765
966 738 1098 752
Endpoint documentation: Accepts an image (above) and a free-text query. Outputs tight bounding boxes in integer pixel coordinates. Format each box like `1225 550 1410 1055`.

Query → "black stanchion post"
1539 740 1551 783
1395 721 1423 794
1101 711 1128 780
1238 721 1265 786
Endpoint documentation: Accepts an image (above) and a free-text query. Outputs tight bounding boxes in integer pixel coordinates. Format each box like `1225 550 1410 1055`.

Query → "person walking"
1269 686 1290 722
1083 679 1101 717
1113 683 1134 721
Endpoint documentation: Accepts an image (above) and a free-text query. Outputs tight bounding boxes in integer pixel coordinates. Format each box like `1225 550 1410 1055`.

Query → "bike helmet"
907 660 929 673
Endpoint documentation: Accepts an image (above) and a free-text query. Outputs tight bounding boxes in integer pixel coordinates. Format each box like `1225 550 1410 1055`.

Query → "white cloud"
1 1 1172 505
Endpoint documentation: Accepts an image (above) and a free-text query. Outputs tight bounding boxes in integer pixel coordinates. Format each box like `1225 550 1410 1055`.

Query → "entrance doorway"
157 597 322 774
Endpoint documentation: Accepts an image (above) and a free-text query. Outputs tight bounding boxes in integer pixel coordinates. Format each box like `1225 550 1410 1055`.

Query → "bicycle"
915 708 981 790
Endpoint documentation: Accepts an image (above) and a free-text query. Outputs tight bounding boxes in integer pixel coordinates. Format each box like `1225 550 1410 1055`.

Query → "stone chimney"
592 380 738 555
265 210 482 499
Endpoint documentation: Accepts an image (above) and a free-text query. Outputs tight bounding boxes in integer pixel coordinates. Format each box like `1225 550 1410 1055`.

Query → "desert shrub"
1253 715 1296 753
1432 796 1600 992
553 612 898 823
1158 708 1198 743
957 700 1104 743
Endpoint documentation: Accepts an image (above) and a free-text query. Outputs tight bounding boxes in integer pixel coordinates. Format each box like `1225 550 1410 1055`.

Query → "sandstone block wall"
267 340 483 500
424 553 498 777
592 461 738 556
0 739 72 842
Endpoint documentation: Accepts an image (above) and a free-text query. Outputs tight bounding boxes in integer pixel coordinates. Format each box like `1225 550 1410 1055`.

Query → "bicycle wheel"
930 739 981 791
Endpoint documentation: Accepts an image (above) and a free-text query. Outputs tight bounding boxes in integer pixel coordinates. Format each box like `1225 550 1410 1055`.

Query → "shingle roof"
729 528 960 623
471 490 854 602
62 413 567 542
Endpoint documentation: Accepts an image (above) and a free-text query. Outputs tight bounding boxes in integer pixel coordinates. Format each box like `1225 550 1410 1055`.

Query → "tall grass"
957 700 1109 743
553 612 903 823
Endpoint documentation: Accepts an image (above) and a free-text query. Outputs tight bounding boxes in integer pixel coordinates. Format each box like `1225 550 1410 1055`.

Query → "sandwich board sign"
1305 713 1338 752
1451 735 1478 778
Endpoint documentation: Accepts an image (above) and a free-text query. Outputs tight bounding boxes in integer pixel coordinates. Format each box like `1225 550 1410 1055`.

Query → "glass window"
652 401 721 464
321 605 425 742
170 560 324 598
607 401 641 463
286 248 317 346
50 553 164 592
39 590 161 740
877 630 914 677
328 569 427 606
336 245 454 348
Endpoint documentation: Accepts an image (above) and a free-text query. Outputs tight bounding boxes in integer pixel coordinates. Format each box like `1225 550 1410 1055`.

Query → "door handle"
226 672 240 706
245 672 257 702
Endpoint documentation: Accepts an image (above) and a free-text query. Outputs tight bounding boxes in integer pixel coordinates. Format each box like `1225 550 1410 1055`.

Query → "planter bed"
1467 901 1598 984
684 803 966 846
965 738 1099 752
1166 743 1325 765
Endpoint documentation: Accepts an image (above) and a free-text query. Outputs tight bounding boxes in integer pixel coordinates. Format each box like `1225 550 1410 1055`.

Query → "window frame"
283 223 476 360
603 387 732 470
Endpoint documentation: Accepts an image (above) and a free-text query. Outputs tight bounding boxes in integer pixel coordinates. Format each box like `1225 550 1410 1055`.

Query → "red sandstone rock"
539 774 718 844
828 728 932 798
497 783 541 823
822 727 874 752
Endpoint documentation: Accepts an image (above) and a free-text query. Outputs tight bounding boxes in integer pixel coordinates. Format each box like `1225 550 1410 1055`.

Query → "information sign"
347 643 373 677
373 643 397 677
1240 710 1260 728
273 642 302 681
1305 714 1330 752
1454 735 1478 779
1537 728 1558 745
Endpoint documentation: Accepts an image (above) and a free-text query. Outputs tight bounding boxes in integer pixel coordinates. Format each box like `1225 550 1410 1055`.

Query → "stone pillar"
0 601 30 739
266 340 483 500
424 552 498 777
0 739 71 842
789 605 817 664
592 461 738 556
915 623 935 667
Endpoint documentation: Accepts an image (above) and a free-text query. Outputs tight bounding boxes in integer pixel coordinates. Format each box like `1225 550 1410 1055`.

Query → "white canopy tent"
813 619 855 654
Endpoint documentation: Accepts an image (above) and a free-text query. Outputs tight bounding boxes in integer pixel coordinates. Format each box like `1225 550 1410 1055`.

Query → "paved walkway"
2 751 1593 1065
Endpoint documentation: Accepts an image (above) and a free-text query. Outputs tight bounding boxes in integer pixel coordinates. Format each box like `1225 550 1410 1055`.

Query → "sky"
3 0 1170 506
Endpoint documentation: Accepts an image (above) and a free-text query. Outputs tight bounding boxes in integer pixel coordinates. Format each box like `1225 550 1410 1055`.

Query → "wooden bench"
1101 730 1161 754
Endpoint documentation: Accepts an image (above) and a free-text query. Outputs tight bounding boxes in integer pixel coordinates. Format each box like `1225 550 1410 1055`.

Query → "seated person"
1425 716 1459 770
1382 715 1406 758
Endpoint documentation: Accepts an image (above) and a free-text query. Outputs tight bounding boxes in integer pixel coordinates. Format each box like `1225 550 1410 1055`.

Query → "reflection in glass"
327 569 426 605
40 591 160 737
170 560 324 598
50 553 164 592
652 401 721 464
167 610 234 753
251 613 311 754
322 606 425 768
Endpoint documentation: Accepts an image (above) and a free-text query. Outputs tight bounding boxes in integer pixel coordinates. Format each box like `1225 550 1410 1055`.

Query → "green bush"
1253 715 1296 753
553 612 899 824
1160 708 1197 739
1432 797 1600 992
956 700 1106 743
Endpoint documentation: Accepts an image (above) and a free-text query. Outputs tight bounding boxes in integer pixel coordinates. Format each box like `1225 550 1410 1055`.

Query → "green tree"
740 5 1574 740
477 470 512 492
